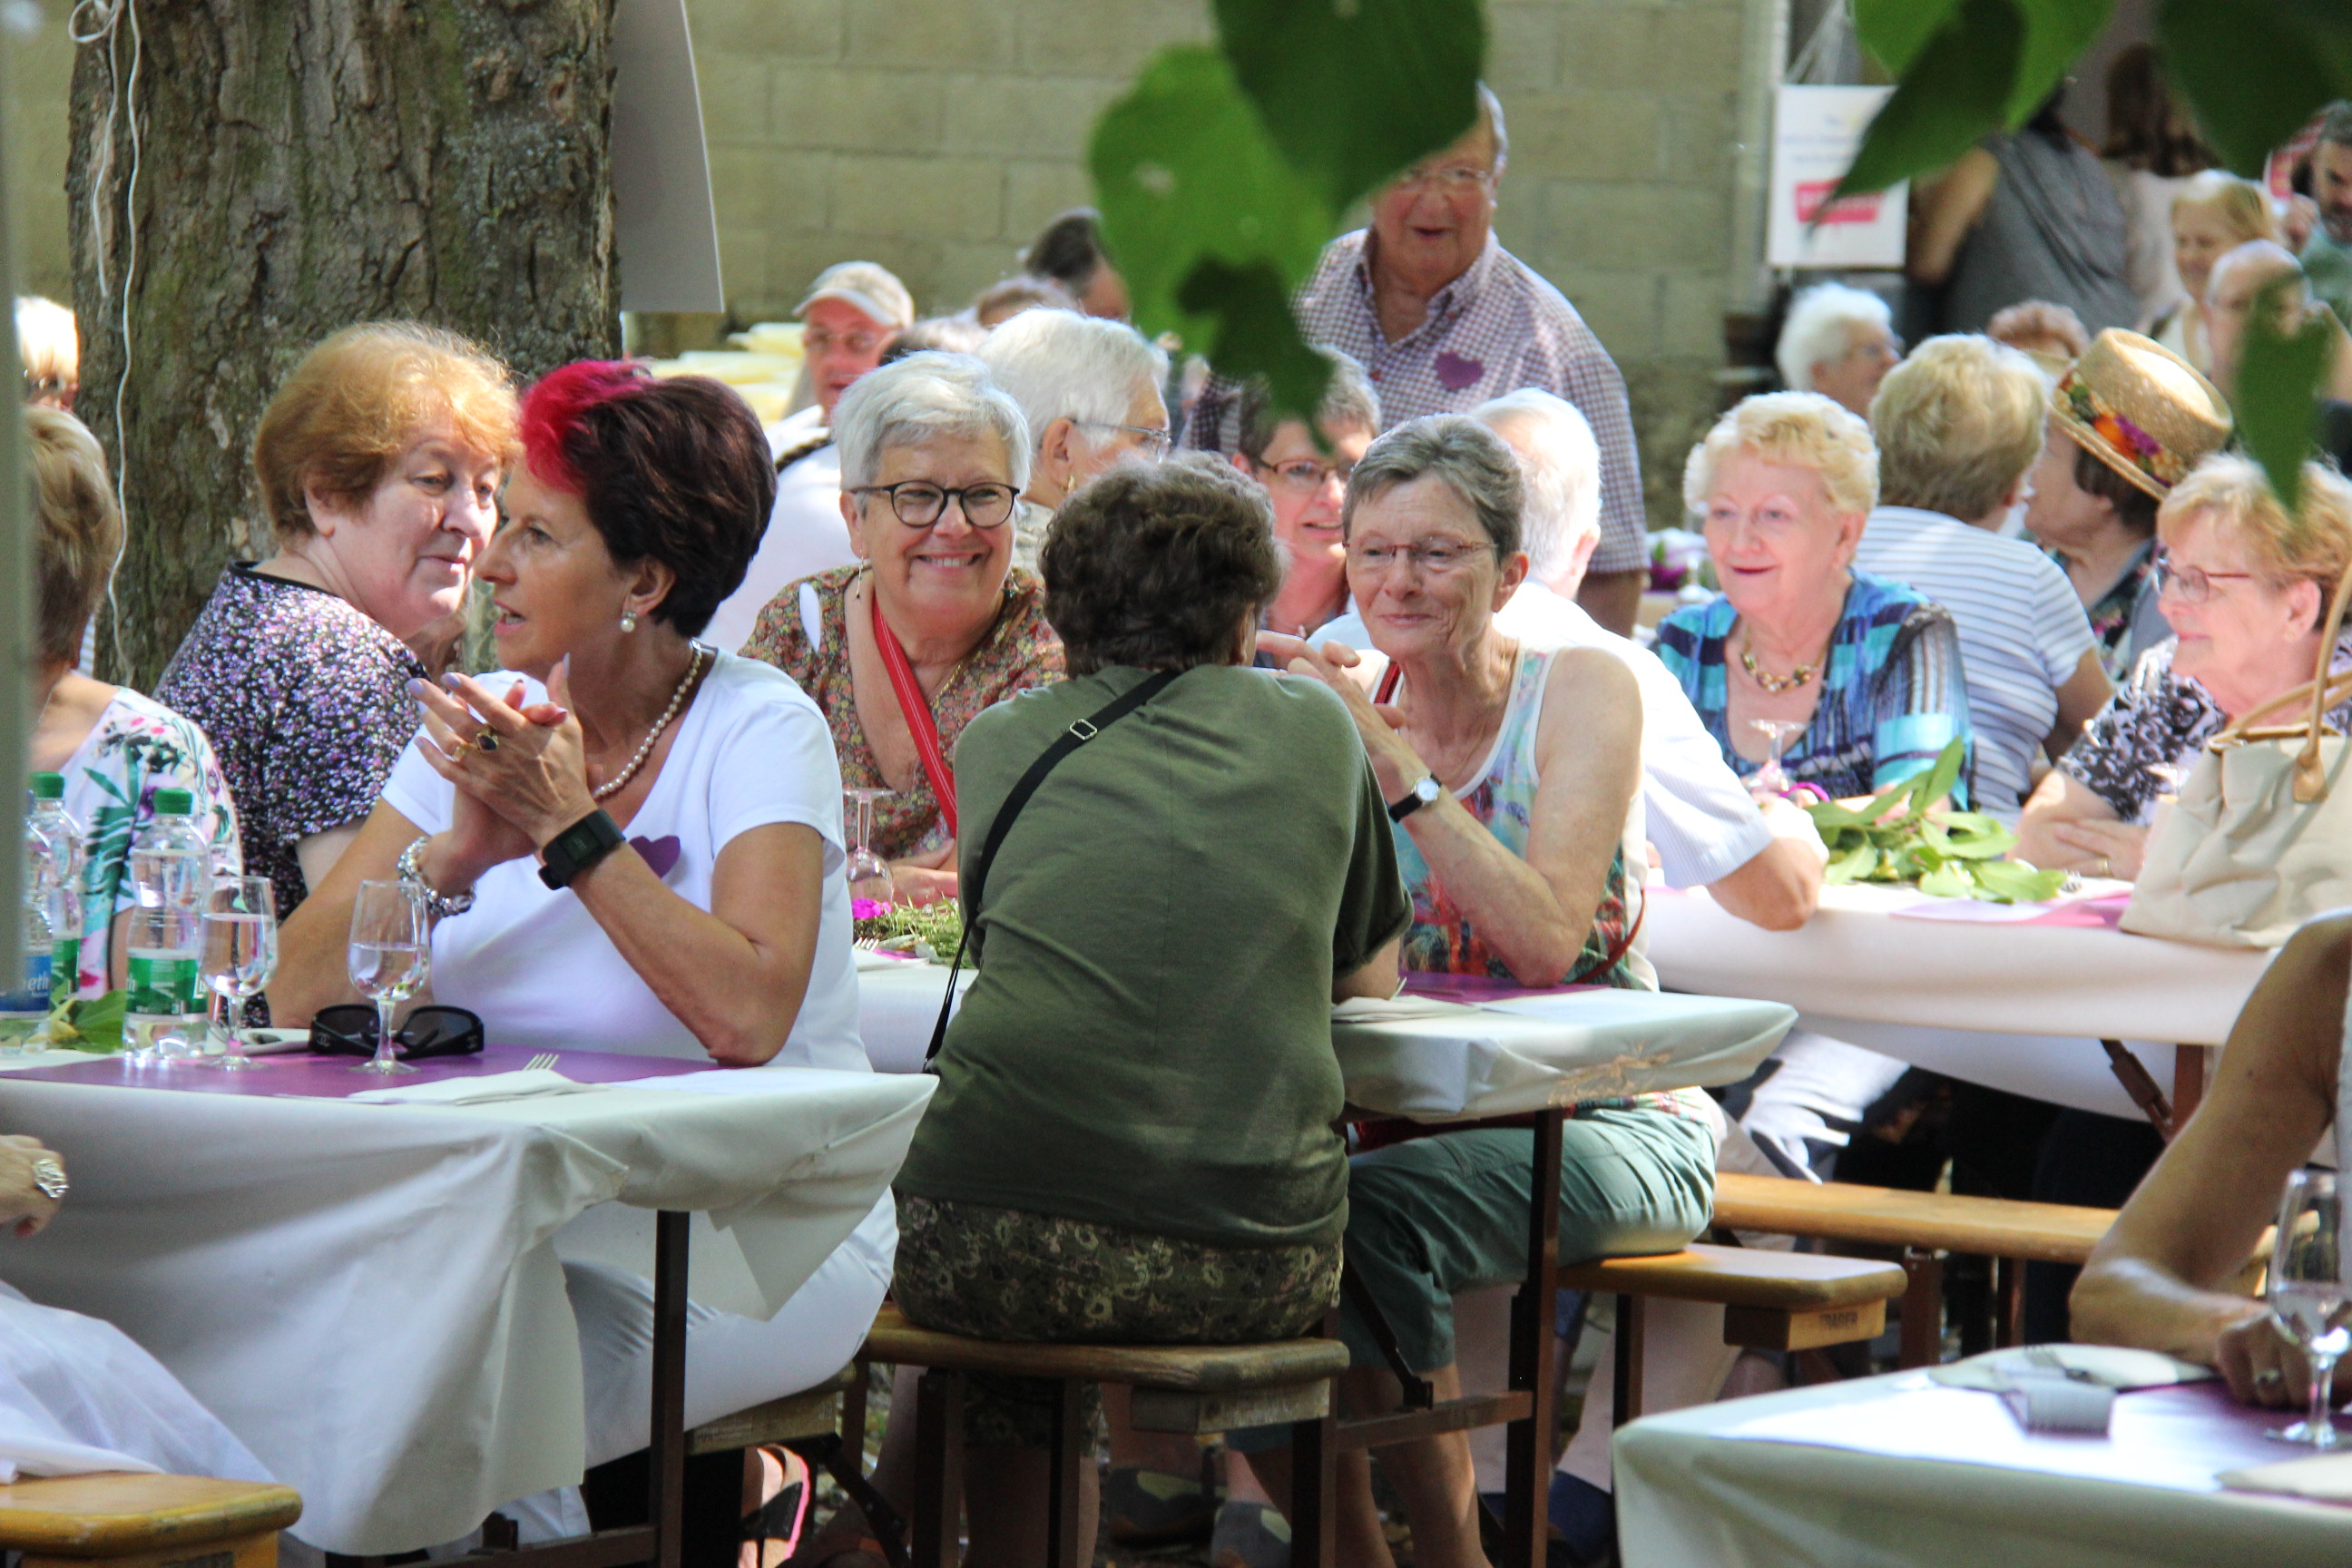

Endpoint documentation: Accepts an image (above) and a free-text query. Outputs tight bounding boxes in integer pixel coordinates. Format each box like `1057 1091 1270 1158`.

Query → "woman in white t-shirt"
272 360 882 1544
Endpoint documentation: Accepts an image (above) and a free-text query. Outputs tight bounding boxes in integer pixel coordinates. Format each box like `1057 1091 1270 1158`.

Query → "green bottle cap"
28 773 64 800
152 788 194 816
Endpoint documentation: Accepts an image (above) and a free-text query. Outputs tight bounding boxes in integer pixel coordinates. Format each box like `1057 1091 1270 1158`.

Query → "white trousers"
1735 1030 1912 1182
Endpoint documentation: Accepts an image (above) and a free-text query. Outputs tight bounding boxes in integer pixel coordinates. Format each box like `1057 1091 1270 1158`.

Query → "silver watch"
397 836 475 918
1387 774 1443 823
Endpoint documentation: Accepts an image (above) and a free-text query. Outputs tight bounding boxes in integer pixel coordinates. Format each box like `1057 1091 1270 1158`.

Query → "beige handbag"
2121 563 2352 948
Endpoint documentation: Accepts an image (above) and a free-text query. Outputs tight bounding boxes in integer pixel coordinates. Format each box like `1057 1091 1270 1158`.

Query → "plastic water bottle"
0 828 57 1049
126 788 210 1058
26 773 83 1007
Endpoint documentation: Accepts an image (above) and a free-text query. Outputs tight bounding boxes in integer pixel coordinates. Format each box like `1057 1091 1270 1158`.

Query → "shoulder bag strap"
872 590 961 839
923 668 1185 1066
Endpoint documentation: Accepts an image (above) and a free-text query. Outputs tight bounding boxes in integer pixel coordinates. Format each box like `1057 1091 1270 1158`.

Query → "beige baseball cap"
796 261 916 330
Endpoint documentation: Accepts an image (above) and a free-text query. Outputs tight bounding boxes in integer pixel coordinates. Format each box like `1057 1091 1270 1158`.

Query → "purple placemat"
1401 972 1603 1004
4 1043 714 1098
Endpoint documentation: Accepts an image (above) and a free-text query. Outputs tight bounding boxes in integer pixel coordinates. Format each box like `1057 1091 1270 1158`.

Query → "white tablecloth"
0 1063 933 1555
1615 1371 2352 1566
1646 885 2277 1113
853 961 1797 1120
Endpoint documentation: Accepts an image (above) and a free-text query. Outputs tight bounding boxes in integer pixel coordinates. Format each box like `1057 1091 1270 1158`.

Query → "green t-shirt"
895 664 1411 1250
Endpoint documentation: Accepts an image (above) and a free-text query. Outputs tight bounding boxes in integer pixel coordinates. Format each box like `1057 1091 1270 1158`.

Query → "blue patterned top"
1654 571 1975 805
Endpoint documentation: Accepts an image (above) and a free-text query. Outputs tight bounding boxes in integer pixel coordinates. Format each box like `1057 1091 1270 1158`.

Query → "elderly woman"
273 362 886 1531
976 308 1171 571
1265 416 1714 1568
2146 171 2279 372
2018 456 2352 880
25 407 239 994
741 353 1063 907
1227 354 1380 638
155 323 514 920
1775 283 1902 417
1657 392 1974 804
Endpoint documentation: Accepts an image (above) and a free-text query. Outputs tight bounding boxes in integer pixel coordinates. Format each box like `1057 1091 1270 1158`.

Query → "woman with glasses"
2018 456 2352 879
976 307 1172 572
741 353 1063 907
1262 416 1714 1568
1227 354 1380 639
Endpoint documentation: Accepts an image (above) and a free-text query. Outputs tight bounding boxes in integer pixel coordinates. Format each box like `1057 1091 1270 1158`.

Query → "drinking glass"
1747 719 1808 799
2268 1168 2351 1446
843 788 895 907
346 879 429 1075
198 877 277 1071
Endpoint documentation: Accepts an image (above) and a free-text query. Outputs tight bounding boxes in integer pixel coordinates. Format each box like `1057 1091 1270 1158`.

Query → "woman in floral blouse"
25 408 240 993
741 353 1063 905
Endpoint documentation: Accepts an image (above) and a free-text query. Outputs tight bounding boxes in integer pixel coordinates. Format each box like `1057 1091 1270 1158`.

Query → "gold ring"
448 734 478 760
477 732 501 753
2096 855 2112 878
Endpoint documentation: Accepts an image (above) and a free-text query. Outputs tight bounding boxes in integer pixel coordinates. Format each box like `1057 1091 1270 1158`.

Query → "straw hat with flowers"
2049 328 2234 498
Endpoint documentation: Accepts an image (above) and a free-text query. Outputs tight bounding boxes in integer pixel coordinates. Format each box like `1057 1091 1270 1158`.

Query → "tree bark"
69 0 618 689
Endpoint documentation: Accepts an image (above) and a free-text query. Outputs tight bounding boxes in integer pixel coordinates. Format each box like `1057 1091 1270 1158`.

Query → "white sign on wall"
1768 84 1908 270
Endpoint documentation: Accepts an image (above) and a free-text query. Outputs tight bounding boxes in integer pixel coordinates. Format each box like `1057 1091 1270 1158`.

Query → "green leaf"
1835 0 2023 199
1213 0 1486 211
1827 838 1879 885
1970 860 2068 904
2237 274 2337 515
1805 801 1870 830
1905 738 1968 822
1174 258 1339 422
2005 0 2116 126
1918 864 1974 899
39 990 127 1054
1854 0 1968 74
2157 0 2352 178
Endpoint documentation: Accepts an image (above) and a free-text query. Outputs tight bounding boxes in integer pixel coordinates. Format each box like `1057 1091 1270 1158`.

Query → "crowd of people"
8 67 2352 1568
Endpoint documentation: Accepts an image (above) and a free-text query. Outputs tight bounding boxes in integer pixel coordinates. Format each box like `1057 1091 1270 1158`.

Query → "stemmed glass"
1748 719 1808 799
2268 1168 2351 1447
198 877 277 1071
843 788 895 907
346 879 429 1076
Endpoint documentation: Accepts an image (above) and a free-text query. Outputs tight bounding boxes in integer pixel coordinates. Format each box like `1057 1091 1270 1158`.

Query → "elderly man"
1289 84 1653 637
703 260 916 651
976 307 1171 571
2301 103 2352 331
2205 239 2352 473
1774 282 1904 416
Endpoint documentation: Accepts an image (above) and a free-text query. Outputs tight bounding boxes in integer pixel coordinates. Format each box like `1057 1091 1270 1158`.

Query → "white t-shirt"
380 652 867 1068
1855 505 2097 819
1315 583 1774 887
703 407 858 653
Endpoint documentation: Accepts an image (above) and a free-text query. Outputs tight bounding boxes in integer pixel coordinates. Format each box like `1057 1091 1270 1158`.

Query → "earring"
619 610 638 633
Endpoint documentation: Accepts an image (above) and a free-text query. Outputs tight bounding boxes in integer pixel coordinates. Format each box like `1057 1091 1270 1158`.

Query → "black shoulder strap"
923 668 1183 1066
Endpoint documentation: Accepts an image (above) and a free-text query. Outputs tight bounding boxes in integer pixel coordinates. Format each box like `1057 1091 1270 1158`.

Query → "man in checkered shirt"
1293 84 1653 634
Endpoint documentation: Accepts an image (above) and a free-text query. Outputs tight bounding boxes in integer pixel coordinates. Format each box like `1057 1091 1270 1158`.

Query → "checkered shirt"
1294 230 1651 574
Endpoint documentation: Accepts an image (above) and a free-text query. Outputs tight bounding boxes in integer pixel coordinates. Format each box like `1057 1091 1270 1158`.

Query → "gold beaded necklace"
1737 630 1820 694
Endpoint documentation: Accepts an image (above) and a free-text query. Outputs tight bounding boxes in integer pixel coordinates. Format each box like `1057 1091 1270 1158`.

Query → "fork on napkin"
347 1068 599 1106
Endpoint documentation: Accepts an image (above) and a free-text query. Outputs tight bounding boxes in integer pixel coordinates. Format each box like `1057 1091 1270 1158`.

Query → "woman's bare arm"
1907 149 1998 286
271 801 423 1025
1334 936 1403 1004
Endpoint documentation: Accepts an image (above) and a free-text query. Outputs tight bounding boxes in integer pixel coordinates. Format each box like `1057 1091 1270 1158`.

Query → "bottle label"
126 953 198 1016
48 937 78 1006
1 954 51 1015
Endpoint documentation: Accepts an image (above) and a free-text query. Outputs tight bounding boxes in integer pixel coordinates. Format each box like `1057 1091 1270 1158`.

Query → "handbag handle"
2212 553 2352 803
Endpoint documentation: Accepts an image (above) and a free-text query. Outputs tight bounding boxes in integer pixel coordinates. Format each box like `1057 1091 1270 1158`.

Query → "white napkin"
348 1068 602 1106
2220 1450 2352 1502
1929 1344 2211 1392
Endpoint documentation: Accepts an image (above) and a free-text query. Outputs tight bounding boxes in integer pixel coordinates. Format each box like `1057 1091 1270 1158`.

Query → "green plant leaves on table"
1210 0 1485 212
2155 0 2352 178
2238 276 2339 515
0 991 128 1054
1803 740 2067 904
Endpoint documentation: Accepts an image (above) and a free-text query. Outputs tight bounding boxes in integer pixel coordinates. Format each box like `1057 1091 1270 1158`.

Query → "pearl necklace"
1738 631 1819 694
591 644 708 801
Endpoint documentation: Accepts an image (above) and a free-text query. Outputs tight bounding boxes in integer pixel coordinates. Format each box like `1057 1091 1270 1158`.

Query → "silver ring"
2257 1367 2286 1389
476 732 501 753
30 1158 66 1200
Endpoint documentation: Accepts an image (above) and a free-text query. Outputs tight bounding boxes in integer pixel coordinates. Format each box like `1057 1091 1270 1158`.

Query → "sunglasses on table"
308 1004 485 1061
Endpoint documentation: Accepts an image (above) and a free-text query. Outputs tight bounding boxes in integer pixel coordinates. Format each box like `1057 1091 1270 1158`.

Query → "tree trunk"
69 0 619 689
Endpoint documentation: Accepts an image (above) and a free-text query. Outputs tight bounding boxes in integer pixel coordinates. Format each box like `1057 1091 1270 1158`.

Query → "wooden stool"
859 1305 1351 1568
1710 1172 2117 1365
1557 1243 1907 1424
0 1474 303 1568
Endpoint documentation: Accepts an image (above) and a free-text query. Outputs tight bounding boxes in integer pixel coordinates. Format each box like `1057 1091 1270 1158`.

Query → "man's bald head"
2206 240 2310 391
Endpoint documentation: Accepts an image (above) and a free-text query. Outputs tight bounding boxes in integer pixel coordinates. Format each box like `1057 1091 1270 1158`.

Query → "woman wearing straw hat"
2023 327 2235 682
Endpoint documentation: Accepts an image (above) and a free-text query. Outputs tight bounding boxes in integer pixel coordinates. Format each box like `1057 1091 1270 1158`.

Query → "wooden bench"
1710 1172 2119 1366
0 1474 302 1568
1558 1243 1907 1424
860 1306 1351 1568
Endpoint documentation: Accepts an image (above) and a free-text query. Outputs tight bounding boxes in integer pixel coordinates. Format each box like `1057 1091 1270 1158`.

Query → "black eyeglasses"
308 1004 485 1061
851 481 1019 529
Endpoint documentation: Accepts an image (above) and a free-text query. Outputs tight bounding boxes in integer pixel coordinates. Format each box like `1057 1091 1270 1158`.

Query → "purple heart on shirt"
630 835 681 878
1434 350 1485 390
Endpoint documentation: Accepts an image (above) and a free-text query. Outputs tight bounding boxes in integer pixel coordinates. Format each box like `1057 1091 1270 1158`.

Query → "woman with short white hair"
742 353 1064 906
976 308 1171 570
1775 283 1902 417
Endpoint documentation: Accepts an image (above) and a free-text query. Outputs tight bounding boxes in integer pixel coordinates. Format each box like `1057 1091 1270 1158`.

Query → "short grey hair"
976 308 1170 456
1235 350 1380 461
1343 414 1524 558
1776 283 1893 392
831 351 1032 492
1476 82 1508 168
1475 389 1599 581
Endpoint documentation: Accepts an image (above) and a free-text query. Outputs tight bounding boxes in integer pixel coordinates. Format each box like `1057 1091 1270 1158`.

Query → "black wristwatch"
539 808 626 889
1387 774 1443 823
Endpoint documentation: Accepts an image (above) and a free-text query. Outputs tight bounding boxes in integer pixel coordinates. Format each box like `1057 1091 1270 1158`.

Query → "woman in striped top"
1656 392 1975 806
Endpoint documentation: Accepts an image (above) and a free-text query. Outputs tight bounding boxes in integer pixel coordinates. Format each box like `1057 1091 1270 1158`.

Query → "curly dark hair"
1042 456 1282 675
520 362 776 637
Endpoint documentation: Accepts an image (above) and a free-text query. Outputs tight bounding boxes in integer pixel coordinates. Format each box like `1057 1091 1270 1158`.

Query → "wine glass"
843 788 895 907
1748 719 1808 799
2268 1168 2351 1446
198 877 277 1071
347 879 429 1076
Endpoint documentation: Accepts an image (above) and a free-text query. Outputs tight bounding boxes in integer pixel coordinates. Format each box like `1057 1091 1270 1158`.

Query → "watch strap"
1387 775 1441 823
539 808 626 890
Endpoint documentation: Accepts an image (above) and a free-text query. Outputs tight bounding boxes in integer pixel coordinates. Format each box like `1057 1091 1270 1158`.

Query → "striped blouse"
1654 571 1976 806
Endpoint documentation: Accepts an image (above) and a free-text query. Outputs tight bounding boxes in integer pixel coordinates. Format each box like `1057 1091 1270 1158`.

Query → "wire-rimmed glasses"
2269 1169 2352 1448
347 880 429 1076
1074 420 1174 459
850 481 1018 529
198 877 276 1071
